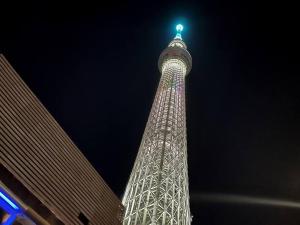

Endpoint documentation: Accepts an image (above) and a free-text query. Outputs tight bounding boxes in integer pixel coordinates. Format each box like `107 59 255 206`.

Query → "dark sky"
0 0 299 224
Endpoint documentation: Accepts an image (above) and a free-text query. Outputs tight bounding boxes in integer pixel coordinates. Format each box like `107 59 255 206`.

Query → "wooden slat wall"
0 54 123 225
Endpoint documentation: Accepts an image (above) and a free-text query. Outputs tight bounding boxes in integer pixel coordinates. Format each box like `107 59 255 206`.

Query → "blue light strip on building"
0 192 19 210
1 214 16 225
0 188 22 225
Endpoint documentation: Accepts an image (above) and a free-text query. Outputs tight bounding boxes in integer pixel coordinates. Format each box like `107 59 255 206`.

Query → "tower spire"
175 24 184 40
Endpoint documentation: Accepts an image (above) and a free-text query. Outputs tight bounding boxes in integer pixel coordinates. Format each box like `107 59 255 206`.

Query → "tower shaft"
123 27 192 225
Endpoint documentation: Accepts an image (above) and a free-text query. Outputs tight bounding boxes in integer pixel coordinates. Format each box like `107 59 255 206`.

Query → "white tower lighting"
122 24 192 225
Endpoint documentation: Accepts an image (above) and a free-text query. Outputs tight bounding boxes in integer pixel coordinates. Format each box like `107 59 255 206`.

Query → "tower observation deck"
122 24 192 225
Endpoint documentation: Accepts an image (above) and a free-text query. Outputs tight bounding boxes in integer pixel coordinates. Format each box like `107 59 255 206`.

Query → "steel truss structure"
122 27 192 225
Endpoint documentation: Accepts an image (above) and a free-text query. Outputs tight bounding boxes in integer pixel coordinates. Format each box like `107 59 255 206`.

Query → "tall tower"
122 24 192 225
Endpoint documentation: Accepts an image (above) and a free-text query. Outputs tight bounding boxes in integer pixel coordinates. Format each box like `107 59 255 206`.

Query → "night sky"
0 0 299 224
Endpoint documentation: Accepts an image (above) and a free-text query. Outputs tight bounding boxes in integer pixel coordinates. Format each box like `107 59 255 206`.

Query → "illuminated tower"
122 24 192 225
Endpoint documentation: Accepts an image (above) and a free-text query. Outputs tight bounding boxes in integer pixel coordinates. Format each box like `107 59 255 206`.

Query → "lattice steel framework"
122 26 192 225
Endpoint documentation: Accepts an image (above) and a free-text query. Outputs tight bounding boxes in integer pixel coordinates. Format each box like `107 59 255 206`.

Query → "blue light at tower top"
175 24 184 40
176 24 183 32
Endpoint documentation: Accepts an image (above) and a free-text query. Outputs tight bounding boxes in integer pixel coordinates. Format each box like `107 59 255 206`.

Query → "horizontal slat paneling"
0 54 123 225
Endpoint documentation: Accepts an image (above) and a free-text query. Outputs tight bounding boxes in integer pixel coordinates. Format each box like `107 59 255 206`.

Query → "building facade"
0 54 123 225
122 25 192 225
